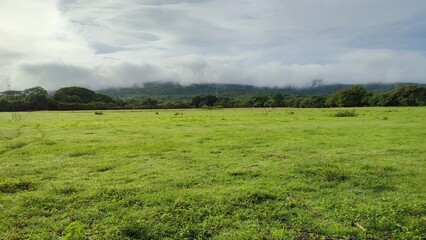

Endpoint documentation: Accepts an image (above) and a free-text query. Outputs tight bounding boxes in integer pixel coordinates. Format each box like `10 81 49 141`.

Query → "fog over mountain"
1 0 426 91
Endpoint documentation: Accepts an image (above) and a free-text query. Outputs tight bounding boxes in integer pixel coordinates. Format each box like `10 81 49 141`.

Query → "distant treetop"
53 86 97 103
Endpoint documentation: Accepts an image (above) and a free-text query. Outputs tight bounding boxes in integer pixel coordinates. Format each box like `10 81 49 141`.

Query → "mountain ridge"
99 82 424 101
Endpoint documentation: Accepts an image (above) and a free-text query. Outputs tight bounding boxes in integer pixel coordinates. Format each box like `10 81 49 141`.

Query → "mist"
1 0 426 91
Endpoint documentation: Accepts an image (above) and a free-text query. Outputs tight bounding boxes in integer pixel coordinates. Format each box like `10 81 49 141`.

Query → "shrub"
333 109 357 117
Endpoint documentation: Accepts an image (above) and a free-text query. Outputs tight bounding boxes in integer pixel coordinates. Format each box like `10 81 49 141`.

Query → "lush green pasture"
0 108 425 239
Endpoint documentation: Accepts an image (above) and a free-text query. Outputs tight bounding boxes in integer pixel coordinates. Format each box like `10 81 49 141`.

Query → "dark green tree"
367 92 390 106
0 97 9 111
54 87 97 103
284 95 299 108
160 101 191 109
139 98 158 109
331 85 368 107
299 96 327 108
249 94 270 107
23 86 49 110
215 97 233 108
201 95 218 107
271 93 284 107
1 91 23 102
191 95 218 107
191 96 202 108
385 85 426 106
96 93 115 104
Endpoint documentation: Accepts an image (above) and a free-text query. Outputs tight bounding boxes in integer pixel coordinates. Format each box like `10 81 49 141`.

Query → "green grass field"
0 108 425 239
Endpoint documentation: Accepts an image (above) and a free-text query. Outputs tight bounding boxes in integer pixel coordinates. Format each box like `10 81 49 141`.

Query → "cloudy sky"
1 0 426 91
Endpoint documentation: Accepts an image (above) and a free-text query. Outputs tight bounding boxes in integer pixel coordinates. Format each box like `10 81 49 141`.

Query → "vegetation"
332 109 358 117
0 86 123 111
53 87 98 103
0 108 425 239
1 84 425 111
99 82 422 101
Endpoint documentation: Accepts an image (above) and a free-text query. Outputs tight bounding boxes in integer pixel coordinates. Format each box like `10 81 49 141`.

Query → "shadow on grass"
0 180 37 193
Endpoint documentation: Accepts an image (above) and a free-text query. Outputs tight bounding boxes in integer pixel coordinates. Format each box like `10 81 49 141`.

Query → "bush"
333 109 357 117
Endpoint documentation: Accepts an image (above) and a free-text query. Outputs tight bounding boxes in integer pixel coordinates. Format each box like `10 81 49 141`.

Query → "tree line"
0 85 425 111
188 85 426 108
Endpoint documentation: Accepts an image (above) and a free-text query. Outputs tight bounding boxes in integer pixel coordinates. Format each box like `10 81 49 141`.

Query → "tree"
23 86 49 110
201 95 218 107
331 85 368 107
191 95 218 108
299 96 327 108
215 97 233 108
325 94 338 107
1 91 23 102
139 98 158 109
160 101 191 109
367 92 390 106
96 93 115 104
385 85 426 106
0 97 10 111
191 96 202 108
283 95 299 108
53 87 97 103
249 94 270 107
271 93 284 107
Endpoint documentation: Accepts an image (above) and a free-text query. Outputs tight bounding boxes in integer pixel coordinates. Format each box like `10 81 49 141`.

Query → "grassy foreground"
0 108 425 239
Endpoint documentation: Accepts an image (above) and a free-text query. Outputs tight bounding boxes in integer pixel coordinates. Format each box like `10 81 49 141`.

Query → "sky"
1 0 426 91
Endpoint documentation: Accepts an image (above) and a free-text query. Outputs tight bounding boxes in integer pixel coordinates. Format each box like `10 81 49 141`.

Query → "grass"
0 108 425 239
333 109 358 117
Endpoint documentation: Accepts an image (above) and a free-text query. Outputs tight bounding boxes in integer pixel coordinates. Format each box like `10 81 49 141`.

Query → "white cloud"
1 0 426 91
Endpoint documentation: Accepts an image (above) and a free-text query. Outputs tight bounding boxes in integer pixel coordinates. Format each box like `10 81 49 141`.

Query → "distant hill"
99 82 423 101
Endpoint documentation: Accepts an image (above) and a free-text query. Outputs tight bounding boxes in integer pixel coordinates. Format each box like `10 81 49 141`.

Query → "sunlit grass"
0 108 425 239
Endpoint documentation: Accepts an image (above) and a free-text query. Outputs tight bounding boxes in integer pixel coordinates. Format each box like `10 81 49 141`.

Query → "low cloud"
1 0 426 91
9 49 426 90
14 63 98 90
